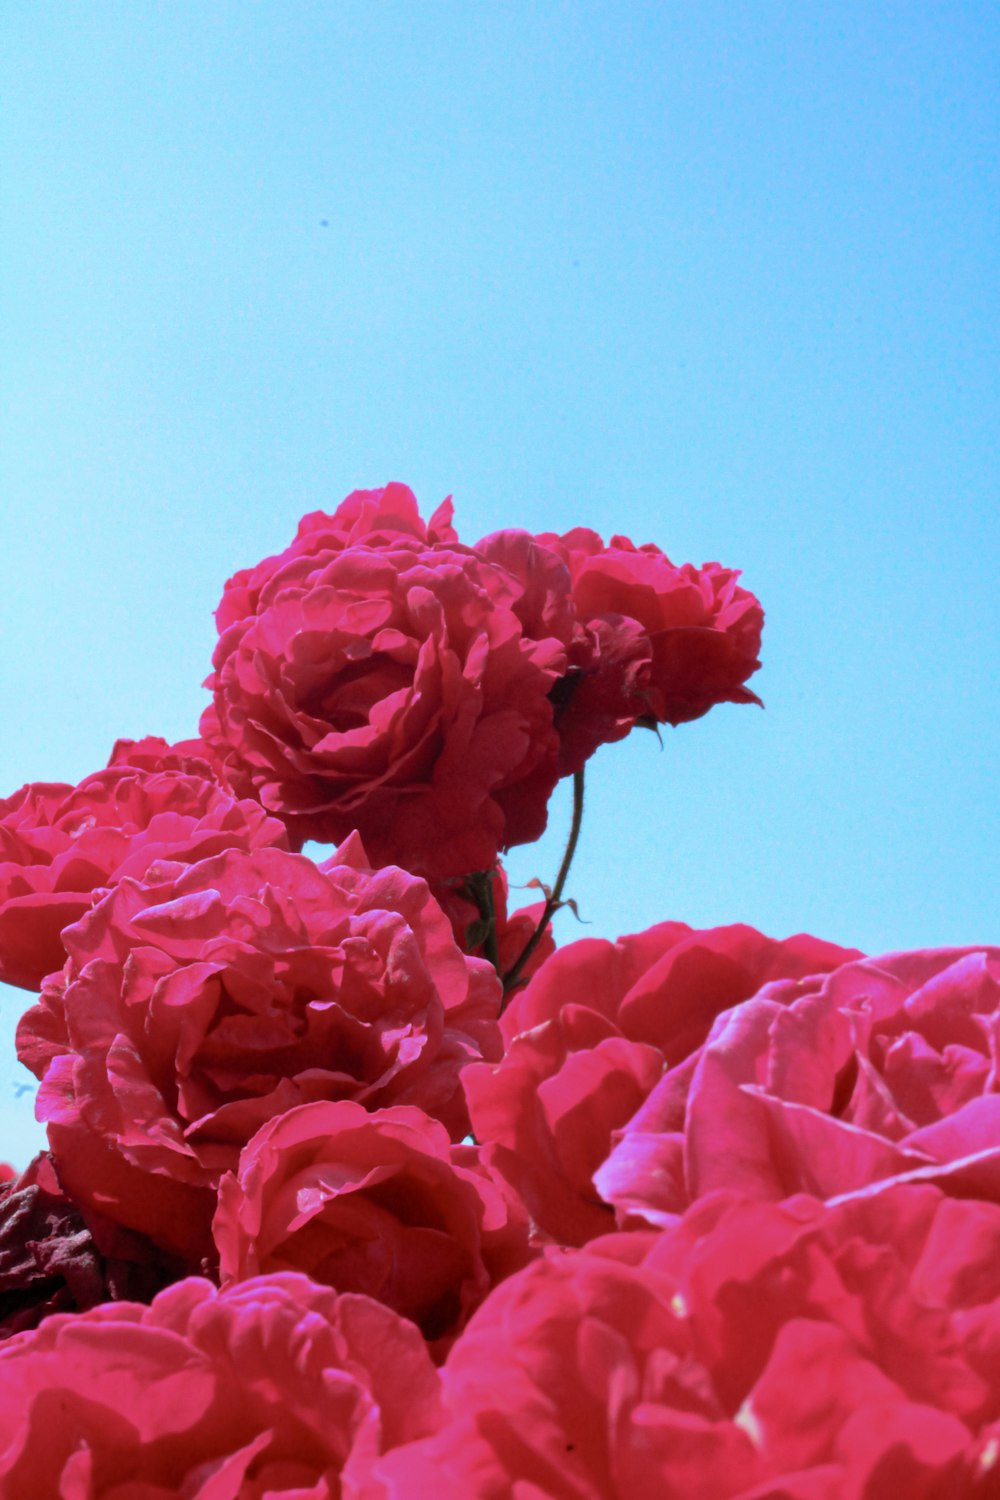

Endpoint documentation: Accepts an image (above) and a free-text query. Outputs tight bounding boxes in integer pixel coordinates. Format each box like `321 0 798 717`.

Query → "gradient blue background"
2 2 997 1163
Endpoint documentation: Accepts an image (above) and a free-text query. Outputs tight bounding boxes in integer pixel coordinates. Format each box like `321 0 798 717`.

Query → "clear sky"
2 2 998 1163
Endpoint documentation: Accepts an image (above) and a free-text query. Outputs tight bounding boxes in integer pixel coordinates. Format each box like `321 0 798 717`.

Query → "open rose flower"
464 920 859 1244
214 1101 531 1348
17 839 501 1262
0 1272 443 1498
202 489 571 878
373 1184 1000 1498
105 732 236 782
597 945 1000 1230
0 736 287 991
213 482 459 634
538 528 764 772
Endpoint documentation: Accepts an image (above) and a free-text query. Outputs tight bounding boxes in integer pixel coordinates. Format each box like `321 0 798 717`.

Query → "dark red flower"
0 1152 176 1338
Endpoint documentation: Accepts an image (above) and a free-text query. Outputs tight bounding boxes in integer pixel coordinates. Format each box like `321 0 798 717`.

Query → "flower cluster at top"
1 484 996 1498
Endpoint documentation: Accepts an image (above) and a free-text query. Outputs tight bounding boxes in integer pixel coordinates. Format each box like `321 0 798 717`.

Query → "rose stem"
501 767 585 1008
466 868 502 975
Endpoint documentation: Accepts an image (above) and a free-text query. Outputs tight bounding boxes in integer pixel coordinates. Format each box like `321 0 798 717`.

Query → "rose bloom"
0 735 286 991
213 1101 531 1348
0 1152 176 1338
0 1272 443 1499
372 1183 1000 1498
537 527 764 773
597 945 1000 1230
201 487 571 879
212 482 459 634
104 733 233 777
17 838 501 1262
464 920 859 1245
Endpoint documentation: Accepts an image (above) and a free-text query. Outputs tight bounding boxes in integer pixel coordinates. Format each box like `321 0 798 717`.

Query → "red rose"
464 921 859 1244
105 733 234 779
17 839 501 1261
213 1100 531 1348
0 1272 443 1498
471 528 577 653
0 1152 176 1338
598 945 1000 1228
213 482 458 634
201 491 570 878
539 527 764 772
374 1185 1000 1498
0 738 287 991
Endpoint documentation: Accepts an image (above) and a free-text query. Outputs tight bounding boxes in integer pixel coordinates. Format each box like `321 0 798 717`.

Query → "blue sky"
1 2 997 1162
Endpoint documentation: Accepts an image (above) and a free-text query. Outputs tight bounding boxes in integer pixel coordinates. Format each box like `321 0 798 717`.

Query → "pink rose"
374 1185 1000 1498
539 527 764 772
464 921 859 1244
202 490 570 878
214 1100 531 1347
598 945 1000 1228
17 839 501 1261
0 1272 443 1498
0 738 287 991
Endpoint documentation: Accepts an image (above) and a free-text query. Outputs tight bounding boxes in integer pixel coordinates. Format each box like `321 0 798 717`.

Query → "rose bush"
18 482 992 1494
16 838 501 1261
202 488 573 878
597 945 1000 1229
0 736 286 991
0 1272 443 1498
372 1183 1000 1498
464 920 859 1243
213 1100 531 1348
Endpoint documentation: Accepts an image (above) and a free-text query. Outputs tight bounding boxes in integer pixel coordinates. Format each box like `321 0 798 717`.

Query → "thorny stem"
501 768 585 1009
466 869 501 974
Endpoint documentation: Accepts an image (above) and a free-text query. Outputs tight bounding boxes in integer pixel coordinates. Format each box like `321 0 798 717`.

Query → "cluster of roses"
0 484 996 1497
